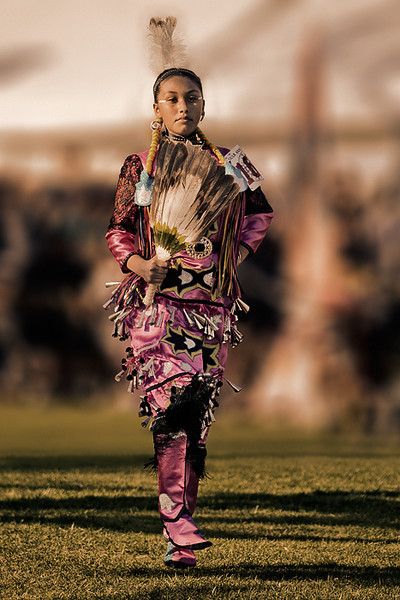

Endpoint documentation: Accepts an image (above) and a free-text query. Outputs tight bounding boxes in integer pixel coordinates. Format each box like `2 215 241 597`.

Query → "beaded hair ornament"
135 16 245 208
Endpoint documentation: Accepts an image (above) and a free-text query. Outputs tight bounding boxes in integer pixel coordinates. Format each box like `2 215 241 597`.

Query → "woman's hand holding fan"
143 224 187 306
143 140 240 306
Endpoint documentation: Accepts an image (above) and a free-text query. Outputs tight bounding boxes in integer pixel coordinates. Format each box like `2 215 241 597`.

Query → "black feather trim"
189 443 209 479
151 373 219 441
145 373 221 478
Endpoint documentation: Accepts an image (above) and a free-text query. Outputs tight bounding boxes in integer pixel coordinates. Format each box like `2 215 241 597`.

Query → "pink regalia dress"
105 132 273 559
106 135 273 434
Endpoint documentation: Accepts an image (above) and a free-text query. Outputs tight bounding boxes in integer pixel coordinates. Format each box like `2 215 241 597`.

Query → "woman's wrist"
126 254 146 277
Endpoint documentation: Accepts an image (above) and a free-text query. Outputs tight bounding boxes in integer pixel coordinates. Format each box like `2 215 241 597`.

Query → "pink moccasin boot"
155 432 212 552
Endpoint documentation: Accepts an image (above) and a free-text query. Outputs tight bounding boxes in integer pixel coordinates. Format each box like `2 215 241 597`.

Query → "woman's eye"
159 95 202 105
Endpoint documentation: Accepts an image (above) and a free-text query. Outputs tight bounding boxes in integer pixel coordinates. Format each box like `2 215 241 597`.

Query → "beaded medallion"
185 236 213 259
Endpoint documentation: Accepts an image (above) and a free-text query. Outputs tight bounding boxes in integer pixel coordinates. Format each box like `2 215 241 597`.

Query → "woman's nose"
177 98 189 112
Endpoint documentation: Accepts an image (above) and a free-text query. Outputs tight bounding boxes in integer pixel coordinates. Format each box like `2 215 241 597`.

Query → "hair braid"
145 118 163 174
196 128 225 166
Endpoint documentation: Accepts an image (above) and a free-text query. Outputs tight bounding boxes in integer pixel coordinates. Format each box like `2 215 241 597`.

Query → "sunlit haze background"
1 0 400 433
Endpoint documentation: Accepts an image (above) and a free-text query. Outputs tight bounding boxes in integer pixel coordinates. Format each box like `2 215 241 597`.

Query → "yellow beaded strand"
196 128 225 166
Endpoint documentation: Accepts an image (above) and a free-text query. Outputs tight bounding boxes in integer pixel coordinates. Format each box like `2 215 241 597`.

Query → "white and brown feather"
148 17 187 73
150 140 240 244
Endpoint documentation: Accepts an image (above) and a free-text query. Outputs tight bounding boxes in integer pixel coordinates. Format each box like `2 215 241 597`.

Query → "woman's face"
154 76 204 137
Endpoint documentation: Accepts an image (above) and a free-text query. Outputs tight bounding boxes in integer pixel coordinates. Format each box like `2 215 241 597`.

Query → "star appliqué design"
163 323 204 358
160 263 215 295
162 322 220 370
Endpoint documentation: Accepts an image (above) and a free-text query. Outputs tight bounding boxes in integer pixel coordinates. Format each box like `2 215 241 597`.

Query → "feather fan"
143 140 240 305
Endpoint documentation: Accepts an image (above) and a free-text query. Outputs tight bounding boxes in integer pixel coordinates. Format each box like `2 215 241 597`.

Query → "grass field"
0 406 399 599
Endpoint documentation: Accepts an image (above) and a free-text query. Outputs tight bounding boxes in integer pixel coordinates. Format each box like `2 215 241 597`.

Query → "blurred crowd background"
1 0 399 432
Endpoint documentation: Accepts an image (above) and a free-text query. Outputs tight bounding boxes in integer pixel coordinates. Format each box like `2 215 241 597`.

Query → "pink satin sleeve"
105 228 137 273
239 212 274 255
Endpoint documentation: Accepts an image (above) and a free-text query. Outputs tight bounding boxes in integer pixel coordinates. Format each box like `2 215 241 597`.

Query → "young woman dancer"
105 63 273 567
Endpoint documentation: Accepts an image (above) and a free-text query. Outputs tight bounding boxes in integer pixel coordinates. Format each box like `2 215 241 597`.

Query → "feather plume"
143 140 241 305
148 17 187 73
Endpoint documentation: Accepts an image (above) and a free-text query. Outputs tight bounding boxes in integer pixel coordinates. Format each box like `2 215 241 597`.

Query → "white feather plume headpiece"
148 16 188 73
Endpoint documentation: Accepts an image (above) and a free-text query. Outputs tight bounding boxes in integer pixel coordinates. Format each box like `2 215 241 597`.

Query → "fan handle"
143 283 158 306
143 248 172 306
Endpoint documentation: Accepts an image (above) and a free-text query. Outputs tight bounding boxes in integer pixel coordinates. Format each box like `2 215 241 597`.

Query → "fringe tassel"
183 309 221 340
217 193 244 297
103 272 145 342
138 206 153 259
102 297 114 309
235 297 250 314
105 281 121 288
223 376 243 393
